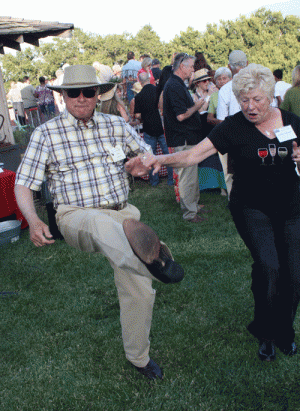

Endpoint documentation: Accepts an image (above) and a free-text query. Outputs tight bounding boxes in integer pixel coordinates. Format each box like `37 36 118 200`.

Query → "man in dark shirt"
151 59 162 83
163 53 205 223
134 72 173 186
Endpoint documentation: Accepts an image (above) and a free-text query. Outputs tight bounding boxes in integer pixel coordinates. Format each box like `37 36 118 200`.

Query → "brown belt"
100 201 127 211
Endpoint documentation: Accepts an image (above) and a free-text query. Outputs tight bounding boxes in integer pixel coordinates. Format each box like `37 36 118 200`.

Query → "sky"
2 0 300 46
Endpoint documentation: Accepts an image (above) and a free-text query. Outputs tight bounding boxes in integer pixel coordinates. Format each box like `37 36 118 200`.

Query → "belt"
100 201 127 211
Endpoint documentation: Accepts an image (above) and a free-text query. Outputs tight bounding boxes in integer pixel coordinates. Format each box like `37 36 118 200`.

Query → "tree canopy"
1 8 300 91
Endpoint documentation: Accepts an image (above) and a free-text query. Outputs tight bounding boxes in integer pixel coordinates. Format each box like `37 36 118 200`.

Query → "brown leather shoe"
123 219 184 284
187 215 205 223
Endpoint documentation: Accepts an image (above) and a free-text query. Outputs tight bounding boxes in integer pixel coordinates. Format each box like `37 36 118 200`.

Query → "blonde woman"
128 64 300 362
137 57 156 86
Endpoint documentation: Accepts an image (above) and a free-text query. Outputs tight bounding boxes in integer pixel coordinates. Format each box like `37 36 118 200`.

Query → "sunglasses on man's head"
65 87 97 98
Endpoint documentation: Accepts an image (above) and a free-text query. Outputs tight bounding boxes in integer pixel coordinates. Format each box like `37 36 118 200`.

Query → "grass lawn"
1 178 300 411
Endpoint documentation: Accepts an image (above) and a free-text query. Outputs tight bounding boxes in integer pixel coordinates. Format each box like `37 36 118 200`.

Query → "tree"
1 8 300 91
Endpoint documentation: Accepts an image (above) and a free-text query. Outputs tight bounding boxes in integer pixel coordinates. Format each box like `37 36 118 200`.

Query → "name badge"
107 145 126 162
274 125 297 143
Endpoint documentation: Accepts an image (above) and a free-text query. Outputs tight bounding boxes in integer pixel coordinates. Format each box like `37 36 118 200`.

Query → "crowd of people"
12 49 300 381
6 67 71 128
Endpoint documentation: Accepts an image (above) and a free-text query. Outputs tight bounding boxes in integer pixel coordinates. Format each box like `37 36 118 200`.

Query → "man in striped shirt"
15 65 183 381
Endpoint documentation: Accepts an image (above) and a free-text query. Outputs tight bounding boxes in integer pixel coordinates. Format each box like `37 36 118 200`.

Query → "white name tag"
274 125 297 143
107 145 126 162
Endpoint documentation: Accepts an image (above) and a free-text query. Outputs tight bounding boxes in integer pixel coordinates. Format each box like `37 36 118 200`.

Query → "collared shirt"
134 84 164 137
207 91 219 115
163 73 203 147
121 60 142 79
275 80 291 100
20 84 38 109
15 110 151 209
216 80 241 120
35 85 55 106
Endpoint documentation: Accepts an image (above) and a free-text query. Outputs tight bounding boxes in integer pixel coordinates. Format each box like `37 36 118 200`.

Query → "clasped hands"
125 153 161 177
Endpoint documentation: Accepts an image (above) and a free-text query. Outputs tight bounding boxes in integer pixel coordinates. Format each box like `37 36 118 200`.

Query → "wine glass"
258 148 268 165
268 144 276 165
278 147 288 162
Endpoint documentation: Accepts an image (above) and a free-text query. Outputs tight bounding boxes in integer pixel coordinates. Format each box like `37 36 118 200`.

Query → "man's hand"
29 217 55 247
125 155 151 177
141 152 161 175
195 97 205 110
15 184 55 247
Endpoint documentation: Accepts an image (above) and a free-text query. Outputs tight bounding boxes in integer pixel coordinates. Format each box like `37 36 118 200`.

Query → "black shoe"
134 358 163 380
277 341 297 356
123 219 184 284
258 340 276 361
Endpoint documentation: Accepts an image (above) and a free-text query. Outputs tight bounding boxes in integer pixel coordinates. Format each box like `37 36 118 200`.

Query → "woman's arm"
207 113 222 126
156 137 216 167
130 137 217 176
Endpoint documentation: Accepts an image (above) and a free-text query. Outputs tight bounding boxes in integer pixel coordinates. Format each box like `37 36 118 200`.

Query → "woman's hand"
125 154 156 177
292 141 300 165
141 152 161 175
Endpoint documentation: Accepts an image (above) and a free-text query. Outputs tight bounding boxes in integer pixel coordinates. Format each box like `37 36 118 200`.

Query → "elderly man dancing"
14 65 184 380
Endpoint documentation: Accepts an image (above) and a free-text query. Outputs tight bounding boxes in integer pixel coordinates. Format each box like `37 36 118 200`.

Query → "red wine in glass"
258 148 268 165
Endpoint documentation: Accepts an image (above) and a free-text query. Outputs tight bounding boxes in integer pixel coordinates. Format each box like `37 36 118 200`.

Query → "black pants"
230 205 300 343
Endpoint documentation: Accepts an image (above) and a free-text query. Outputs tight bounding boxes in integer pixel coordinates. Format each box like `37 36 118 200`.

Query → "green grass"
1 179 300 411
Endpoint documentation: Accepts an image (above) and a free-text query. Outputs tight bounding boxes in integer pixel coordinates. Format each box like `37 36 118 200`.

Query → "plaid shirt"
15 110 151 208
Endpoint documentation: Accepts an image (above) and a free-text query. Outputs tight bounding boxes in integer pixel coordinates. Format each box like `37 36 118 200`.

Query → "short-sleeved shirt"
134 84 164 137
163 74 203 147
152 67 162 81
20 84 37 109
217 80 241 120
15 110 151 209
207 91 219 115
35 85 55 106
280 86 300 117
208 109 300 215
274 81 291 100
121 60 142 80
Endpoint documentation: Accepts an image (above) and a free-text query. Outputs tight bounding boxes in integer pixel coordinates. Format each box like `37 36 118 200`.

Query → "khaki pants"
175 144 200 220
56 203 156 367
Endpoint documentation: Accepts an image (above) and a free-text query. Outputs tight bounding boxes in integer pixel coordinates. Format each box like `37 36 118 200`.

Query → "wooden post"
0 67 15 144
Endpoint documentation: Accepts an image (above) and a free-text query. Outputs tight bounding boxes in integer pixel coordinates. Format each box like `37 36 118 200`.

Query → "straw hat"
132 82 142 94
96 65 118 102
47 65 115 95
193 68 211 83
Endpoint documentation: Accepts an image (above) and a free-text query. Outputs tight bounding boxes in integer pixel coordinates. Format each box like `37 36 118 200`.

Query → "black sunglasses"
65 88 97 98
179 53 189 65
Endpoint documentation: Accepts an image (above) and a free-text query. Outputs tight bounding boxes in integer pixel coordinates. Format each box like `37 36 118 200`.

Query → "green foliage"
1 8 300 91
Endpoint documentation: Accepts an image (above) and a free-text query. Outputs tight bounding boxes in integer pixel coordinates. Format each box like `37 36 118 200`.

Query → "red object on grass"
0 169 28 229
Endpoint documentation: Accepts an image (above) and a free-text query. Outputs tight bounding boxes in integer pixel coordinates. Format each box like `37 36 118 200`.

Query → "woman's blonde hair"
141 57 152 69
232 63 275 102
99 88 126 116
